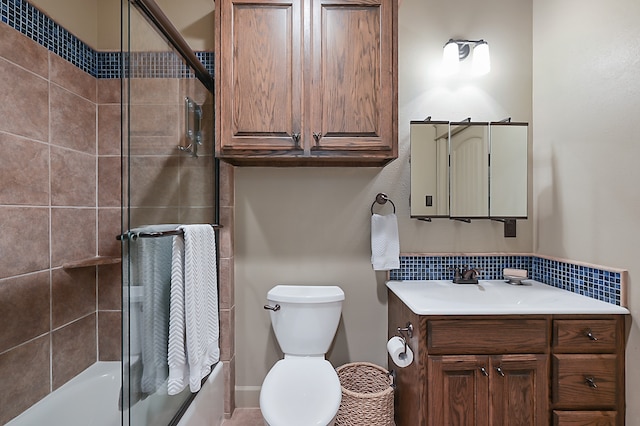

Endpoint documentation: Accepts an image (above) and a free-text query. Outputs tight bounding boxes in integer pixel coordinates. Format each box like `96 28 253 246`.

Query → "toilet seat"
260 358 342 426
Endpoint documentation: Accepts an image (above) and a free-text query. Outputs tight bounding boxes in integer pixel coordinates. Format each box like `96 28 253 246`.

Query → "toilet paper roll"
387 336 413 368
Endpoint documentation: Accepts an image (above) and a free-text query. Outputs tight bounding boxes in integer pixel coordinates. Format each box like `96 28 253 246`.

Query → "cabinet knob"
479 367 489 377
291 133 300 148
496 367 505 377
585 376 598 388
584 329 599 341
313 132 322 146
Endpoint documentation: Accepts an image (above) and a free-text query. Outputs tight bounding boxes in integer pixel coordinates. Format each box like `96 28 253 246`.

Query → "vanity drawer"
427 319 548 354
553 319 617 353
552 354 617 409
553 410 617 426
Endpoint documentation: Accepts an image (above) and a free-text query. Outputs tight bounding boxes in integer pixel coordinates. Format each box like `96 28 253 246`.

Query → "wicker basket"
335 362 394 426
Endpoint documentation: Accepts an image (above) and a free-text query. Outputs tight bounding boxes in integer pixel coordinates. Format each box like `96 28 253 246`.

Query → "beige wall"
30 0 214 51
532 0 640 420
30 0 99 47
234 0 533 406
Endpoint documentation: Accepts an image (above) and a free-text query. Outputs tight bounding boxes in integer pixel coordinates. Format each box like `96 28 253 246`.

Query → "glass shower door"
121 1 216 424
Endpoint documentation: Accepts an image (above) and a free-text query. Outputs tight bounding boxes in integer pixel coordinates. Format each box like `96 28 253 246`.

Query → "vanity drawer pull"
585 329 599 341
496 367 505 377
479 367 489 377
585 376 598 388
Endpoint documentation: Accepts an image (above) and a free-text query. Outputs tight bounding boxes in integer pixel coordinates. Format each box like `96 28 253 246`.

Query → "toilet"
260 285 345 426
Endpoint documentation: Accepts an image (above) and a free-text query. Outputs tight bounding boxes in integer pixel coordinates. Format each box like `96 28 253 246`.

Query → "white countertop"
386 280 630 315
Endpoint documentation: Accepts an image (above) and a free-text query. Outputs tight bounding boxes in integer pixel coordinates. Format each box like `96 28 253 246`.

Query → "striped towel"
168 224 219 394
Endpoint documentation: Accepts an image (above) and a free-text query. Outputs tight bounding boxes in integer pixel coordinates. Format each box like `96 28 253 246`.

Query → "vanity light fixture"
442 39 491 75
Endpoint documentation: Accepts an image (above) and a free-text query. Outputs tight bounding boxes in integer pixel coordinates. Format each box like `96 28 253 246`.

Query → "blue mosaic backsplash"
389 255 622 306
1 0 214 79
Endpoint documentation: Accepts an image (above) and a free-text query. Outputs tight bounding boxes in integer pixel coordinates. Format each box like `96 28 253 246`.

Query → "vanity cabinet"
551 319 624 425
215 0 398 166
429 354 547 426
427 319 548 426
387 292 627 426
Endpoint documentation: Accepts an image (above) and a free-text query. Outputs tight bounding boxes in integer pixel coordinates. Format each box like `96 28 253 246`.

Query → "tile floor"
222 408 264 425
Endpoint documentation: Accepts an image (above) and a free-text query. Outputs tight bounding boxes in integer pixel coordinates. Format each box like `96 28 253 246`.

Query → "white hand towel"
168 224 219 395
371 213 400 271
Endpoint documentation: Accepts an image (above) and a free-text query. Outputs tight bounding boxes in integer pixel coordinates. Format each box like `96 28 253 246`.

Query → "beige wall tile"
129 136 182 156
129 156 181 207
51 146 96 207
129 207 180 228
98 104 121 155
52 314 97 389
51 208 96 267
0 22 48 78
218 256 234 310
219 162 235 208
180 155 214 207
98 156 121 207
51 267 97 329
0 207 49 278
98 207 121 256
97 78 121 104
49 52 96 102
50 84 97 154
130 78 179 104
98 310 122 361
0 272 50 352
219 306 235 362
98 262 122 311
130 104 180 138
0 58 48 142
0 133 49 206
0 336 50 425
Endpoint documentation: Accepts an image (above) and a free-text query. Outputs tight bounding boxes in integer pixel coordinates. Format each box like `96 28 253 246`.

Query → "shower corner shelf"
62 256 121 269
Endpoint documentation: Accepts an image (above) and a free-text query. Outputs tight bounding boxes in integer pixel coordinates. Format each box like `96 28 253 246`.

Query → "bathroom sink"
386 280 629 315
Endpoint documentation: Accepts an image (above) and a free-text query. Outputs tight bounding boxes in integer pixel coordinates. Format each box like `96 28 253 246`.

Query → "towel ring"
371 193 396 215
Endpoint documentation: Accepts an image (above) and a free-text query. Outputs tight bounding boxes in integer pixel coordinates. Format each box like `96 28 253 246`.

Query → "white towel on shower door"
130 224 177 394
168 224 219 395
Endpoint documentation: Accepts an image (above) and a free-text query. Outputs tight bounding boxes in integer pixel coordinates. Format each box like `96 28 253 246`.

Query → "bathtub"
7 361 224 426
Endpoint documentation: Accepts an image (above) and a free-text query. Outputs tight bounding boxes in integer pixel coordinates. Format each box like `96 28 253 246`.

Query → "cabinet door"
428 356 489 426
218 0 302 152
310 0 395 155
490 355 549 426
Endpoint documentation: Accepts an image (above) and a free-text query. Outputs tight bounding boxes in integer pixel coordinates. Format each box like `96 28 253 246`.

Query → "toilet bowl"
260 357 341 426
259 285 345 426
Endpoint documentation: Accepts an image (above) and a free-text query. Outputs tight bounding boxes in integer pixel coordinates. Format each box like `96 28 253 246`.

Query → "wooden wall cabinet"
388 291 627 426
215 0 398 166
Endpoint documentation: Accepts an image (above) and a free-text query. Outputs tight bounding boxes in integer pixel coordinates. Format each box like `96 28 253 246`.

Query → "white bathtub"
7 361 224 426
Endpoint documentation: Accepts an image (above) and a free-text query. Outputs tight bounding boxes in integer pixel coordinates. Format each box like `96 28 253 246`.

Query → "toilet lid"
260 358 342 426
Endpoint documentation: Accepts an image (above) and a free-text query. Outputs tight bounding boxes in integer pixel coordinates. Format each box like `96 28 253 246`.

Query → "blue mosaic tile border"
532 257 621 306
2 0 96 74
2 0 214 79
389 255 622 306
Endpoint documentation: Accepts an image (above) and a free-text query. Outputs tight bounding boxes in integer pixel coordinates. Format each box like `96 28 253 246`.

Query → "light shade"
472 41 491 75
442 40 460 74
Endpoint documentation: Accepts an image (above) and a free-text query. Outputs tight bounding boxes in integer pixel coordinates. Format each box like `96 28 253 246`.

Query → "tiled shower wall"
0 21 122 424
0 4 237 422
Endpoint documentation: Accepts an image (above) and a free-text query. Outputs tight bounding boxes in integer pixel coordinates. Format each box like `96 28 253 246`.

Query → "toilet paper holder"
396 322 413 353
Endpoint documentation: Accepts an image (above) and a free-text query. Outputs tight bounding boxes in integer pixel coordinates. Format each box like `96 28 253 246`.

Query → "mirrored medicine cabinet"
410 119 528 231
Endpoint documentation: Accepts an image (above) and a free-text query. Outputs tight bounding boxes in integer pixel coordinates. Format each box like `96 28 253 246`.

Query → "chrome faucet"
450 265 482 284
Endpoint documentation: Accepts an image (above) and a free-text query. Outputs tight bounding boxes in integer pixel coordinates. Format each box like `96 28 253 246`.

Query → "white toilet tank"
267 285 344 357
